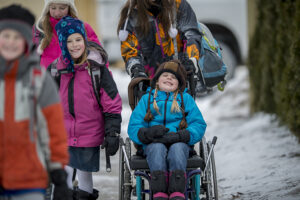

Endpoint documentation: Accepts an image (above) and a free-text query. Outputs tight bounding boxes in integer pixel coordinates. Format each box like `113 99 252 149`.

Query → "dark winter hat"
151 60 187 92
55 16 87 72
0 4 35 50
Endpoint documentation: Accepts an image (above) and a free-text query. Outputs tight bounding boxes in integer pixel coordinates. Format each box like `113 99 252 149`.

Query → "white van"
96 0 248 78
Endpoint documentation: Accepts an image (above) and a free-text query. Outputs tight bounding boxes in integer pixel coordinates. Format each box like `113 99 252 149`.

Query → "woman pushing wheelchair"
127 60 206 200
117 0 202 79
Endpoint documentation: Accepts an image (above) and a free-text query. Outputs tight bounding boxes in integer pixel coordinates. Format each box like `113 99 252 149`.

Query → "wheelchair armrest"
130 155 149 170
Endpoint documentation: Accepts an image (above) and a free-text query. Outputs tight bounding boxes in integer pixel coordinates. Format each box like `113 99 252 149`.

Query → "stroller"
119 71 218 200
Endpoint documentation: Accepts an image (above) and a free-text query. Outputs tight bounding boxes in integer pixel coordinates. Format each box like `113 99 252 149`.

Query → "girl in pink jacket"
54 16 122 200
33 0 101 69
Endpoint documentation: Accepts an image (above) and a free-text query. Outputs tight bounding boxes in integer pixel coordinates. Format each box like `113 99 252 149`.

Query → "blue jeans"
144 142 190 172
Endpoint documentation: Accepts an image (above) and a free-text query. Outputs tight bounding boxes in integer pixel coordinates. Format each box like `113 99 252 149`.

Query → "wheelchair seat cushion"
130 155 205 171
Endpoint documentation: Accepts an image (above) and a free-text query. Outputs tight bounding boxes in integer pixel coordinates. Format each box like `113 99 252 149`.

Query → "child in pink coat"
54 16 122 200
33 0 101 69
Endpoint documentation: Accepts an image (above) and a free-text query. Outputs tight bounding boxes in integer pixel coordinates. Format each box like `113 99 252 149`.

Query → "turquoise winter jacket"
128 88 206 147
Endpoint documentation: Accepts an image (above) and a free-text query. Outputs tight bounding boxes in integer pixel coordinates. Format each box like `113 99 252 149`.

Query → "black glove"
137 125 169 144
102 132 120 156
50 169 72 200
154 130 190 144
180 53 195 72
131 64 147 79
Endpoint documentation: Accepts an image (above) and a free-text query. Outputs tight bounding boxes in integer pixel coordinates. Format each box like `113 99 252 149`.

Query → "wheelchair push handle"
120 137 125 146
212 136 217 145
203 136 217 175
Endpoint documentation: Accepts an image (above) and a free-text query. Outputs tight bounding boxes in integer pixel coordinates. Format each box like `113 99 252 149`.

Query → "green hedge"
248 0 300 135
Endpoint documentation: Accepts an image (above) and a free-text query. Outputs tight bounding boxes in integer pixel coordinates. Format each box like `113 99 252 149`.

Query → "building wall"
0 0 100 37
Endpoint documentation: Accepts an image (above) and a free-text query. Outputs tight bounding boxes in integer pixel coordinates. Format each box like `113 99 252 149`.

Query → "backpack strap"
47 59 61 86
88 59 103 109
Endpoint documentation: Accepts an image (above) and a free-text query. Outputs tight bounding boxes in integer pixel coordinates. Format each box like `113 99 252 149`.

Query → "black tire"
119 138 132 200
207 141 218 200
124 138 132 200
118 140 124 200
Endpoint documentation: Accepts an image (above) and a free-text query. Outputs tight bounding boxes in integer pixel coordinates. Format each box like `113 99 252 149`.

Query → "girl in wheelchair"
128 60 206 200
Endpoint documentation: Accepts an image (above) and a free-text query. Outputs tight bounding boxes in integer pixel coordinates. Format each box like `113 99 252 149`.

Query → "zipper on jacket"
68 76 75 118
163 93 169 126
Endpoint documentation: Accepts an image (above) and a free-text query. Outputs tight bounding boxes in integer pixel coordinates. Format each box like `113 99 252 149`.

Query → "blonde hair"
152 86 160 115
40 7 77 51
152 85 181 116
170 90 181 113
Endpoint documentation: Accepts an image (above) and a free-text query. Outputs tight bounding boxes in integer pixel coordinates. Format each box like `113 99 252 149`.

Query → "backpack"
48 41 107 108
196 22 227 92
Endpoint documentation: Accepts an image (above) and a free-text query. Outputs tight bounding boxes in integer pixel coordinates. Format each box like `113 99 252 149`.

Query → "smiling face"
157 72 179 92
49 3 69 19
0 29 25 61
67 33 85 61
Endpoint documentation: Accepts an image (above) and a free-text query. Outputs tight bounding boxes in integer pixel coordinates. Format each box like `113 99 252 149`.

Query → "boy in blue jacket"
128 60 207 200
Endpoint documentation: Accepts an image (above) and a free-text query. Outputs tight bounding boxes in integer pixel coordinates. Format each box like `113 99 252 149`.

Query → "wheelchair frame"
119 136 218 200
119 72 218 200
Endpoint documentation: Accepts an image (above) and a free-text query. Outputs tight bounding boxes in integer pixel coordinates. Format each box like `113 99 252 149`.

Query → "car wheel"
218 41 238 80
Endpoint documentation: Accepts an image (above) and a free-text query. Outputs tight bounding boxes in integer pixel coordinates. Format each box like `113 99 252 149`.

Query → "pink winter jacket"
36 17 101 69
56 49 122 147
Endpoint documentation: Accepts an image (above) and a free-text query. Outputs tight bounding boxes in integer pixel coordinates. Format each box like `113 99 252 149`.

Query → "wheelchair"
119 72 218 200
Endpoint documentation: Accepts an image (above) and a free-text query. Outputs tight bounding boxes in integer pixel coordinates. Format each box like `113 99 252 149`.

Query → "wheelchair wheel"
199 137 213 200
207 141 218 200
119 138 132 200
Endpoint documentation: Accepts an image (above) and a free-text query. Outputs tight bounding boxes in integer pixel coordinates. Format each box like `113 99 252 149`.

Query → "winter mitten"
155 130 190 144
102 132 120 156
138 125 169 144
131 64 147 79
179 53 195 72
50 169 72 200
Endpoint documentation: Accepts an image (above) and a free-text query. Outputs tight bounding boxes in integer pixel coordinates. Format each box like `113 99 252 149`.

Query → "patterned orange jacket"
120 0 201 78
0 54 69 190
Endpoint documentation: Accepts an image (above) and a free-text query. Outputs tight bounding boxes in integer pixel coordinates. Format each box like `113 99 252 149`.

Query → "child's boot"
169 170 186 200
78 188 99 200
150 170 168 200
70 188 79 200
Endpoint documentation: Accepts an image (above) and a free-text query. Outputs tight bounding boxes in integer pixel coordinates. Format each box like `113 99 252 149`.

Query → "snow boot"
70 188 79 200
169 170 186 200
78 188 99 200
150 170 168 200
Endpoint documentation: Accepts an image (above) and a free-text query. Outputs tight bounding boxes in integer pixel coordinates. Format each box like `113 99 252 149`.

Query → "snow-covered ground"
94 66 300 200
